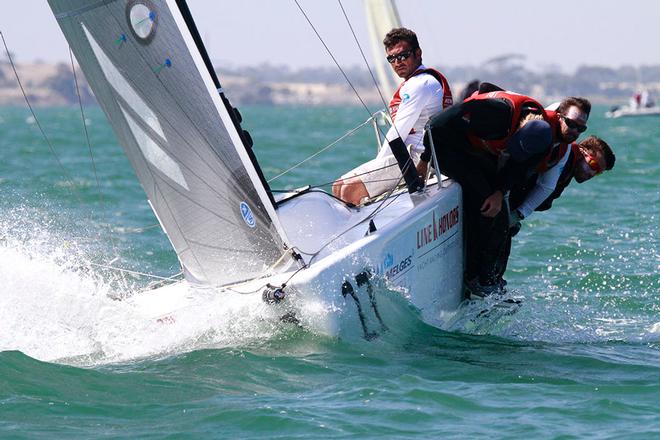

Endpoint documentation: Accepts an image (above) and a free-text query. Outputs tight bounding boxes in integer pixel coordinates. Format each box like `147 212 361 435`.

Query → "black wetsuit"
495 149 578 279
509 149 577 213
422 100 551 286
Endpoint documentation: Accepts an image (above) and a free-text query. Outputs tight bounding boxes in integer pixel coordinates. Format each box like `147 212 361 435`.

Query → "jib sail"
48 0 290 286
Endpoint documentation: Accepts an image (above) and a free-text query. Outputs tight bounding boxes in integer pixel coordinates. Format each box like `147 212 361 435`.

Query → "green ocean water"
0 105 658 438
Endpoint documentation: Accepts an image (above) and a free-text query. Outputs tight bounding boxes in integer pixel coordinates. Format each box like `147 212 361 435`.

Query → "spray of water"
0 209 295 366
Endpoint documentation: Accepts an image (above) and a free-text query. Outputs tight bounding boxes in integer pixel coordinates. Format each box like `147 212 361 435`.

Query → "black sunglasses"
386 49 414 64
561 114 587 133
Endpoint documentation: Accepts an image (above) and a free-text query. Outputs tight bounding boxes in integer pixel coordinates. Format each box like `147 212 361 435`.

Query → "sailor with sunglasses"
495 134 616 285
495 98 616 286
519 135 614 215
332 27 452 205
508 97 592 227
420 84 560 297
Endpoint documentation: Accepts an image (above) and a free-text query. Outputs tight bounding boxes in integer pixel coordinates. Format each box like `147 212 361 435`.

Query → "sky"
1 0 659 73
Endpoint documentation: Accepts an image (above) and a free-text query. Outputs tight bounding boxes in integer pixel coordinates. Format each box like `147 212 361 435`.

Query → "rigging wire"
88 262 183 282
1 31 169 283
0 31 83 205
293 0 406 149
292 0 378 120
336 0 390 111
69 47 124 260
268 112 379 183
334 0 413 191
302 161 401 190
265 1 422 289
69 48 104 214
290 0 413 194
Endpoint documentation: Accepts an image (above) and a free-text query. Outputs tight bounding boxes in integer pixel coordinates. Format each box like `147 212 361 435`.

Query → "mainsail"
363 0 402 97
47 0 290 286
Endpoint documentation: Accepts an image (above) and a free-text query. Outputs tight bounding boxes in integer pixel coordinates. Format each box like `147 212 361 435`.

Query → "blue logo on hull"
240 202 256 228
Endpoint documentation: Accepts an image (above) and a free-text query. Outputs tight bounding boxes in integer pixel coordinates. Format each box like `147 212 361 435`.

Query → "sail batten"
48 0 290 286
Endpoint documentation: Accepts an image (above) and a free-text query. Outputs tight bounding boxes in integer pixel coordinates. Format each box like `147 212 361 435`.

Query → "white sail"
363 0 403 97
47 0 291 286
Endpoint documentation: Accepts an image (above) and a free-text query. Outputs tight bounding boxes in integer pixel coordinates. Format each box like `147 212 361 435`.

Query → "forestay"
48 0 289 286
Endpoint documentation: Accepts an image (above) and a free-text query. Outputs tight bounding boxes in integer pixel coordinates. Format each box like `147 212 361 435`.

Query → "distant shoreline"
1 61 657 107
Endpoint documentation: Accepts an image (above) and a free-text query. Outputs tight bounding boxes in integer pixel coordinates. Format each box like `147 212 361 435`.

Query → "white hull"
605 106 660 118
128 179 464 339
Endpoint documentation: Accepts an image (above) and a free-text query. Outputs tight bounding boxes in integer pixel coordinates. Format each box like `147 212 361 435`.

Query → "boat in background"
606 90 660 118
46 0 465 339
605 105 660 118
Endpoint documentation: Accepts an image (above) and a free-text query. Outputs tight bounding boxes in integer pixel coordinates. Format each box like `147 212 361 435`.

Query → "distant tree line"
2 56 659 106
217 58 660 103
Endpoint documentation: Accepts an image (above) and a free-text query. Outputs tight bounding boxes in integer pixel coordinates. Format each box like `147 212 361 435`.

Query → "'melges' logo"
385 255 412 279
416 206 459 249
376 252 413 279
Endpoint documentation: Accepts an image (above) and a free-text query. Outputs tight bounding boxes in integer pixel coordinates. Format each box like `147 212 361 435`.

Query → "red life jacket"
389 68 453 121
464 91 546 155
544 109 564 144
535 111 570 172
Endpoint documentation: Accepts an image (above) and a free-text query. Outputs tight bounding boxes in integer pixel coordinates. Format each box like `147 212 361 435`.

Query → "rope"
69 47 125 259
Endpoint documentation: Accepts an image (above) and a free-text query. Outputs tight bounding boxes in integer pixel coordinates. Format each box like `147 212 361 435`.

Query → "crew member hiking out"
420 87 554 297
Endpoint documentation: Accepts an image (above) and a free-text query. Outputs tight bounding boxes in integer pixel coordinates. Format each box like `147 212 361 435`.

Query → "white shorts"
339 147 421 198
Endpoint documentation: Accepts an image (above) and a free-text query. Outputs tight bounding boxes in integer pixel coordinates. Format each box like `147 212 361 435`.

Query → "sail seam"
54 0 118 19
102 4 285 228
82 23 244 203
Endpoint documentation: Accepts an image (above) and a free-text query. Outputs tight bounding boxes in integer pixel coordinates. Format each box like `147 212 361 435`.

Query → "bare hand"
480 190 503 217
416 160 429 180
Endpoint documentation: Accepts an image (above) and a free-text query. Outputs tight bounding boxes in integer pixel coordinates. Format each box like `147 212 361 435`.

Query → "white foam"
0 216 286 366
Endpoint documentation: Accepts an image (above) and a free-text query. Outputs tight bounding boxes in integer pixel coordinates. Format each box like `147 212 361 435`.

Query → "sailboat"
606 85 660 118
46 0 464 338
605 103 660 118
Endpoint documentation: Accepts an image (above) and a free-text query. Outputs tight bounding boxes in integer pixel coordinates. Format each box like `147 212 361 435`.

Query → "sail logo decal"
126 0 158 44
240 202 256 228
